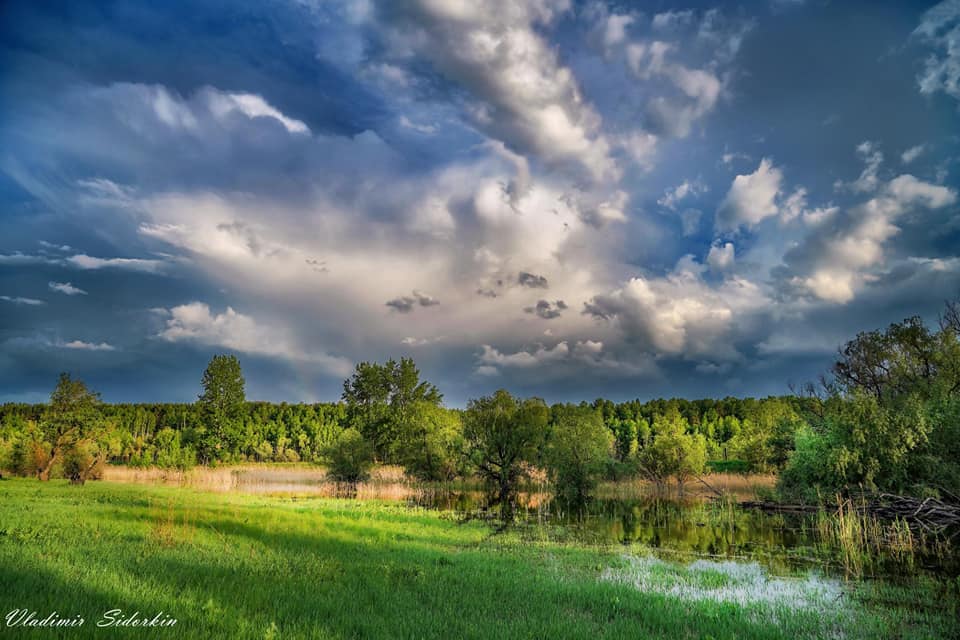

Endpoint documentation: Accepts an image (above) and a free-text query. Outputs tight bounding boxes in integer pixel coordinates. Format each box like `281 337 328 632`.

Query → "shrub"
324 428 374 482
62 442 96 484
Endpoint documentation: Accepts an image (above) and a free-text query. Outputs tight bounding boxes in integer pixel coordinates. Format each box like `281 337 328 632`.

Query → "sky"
1 0 959 406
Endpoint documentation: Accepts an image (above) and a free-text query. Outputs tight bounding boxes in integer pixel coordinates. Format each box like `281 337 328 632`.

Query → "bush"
10 431 50 477
62 442 100 484
154 428 196 470
324 428 374 482
0 437 12 476
777 424 841 503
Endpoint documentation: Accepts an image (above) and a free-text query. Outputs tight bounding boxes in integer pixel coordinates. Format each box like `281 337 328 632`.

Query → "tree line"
2 300 959 503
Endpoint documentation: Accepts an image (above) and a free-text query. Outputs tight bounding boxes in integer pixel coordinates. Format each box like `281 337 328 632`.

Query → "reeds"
814 494 922 576
596 473 776 502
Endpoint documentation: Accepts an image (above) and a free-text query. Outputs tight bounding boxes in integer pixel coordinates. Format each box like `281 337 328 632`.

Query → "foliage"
462 390 548 509
342 358 442 462
637 407 707 488
35 373 105 481
197 354 246 463
543 405 613 502
323 428 374 482
780 305 960 499
394 402 463 481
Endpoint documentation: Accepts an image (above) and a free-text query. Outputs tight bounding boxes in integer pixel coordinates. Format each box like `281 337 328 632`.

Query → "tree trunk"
37 450 59 482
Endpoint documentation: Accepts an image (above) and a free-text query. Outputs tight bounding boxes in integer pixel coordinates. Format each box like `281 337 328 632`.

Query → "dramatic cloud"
781 175 957 303
0 0 957 403
706 242 735 271
0 251 165 272
66 254 166 273
204 91 310 134
478 341 570 369
372 0 617 182
60 340 116 351
0 253 60 266
3 336 115 351
901 144 927 164
658 180 707 210
834 141 883 193
584 260 767 360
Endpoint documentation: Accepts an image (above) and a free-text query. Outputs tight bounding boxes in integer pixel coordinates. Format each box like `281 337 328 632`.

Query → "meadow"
1 478 957 639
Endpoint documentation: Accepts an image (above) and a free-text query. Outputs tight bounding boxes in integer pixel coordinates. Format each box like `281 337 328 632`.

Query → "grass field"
0 479 956 639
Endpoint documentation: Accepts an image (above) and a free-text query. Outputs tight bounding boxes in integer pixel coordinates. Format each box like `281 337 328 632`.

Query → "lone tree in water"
197 354 246 462
462 389 548 520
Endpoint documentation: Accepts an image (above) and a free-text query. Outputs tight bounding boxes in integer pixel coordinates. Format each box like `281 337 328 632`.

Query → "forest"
2 301 960 507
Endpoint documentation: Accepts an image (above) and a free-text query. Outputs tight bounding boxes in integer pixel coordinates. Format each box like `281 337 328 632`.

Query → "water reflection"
408 490 957 579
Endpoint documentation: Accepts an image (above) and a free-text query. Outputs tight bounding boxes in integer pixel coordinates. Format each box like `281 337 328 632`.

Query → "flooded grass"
603 555 843 608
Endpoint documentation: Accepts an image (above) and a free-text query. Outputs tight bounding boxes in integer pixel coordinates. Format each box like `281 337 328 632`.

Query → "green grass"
0 479 956 639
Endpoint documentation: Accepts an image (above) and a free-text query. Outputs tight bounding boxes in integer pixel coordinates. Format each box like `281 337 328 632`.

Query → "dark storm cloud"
582 300 612 321
524 299 567 320
386 290 439 313
517 272 548 289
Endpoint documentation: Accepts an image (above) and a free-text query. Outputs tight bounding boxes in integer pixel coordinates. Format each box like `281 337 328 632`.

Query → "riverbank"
0 479 956 639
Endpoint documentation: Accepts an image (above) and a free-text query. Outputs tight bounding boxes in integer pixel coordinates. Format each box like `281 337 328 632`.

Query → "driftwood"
850 492 960 535
741 492 960 537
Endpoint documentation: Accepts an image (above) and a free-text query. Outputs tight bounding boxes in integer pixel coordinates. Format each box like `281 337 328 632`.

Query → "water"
102 465 958 581
404 489 958 579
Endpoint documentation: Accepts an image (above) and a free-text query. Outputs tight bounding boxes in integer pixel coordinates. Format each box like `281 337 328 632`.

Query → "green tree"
342 358 441 461
462 390 548 516
544 406 613 502
611 418 638 461
781 305 960 498
63 422 121 485
36 373 104 481
638 407 707 489
324 428 374 482
395 402 463 481
197 355 246 462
